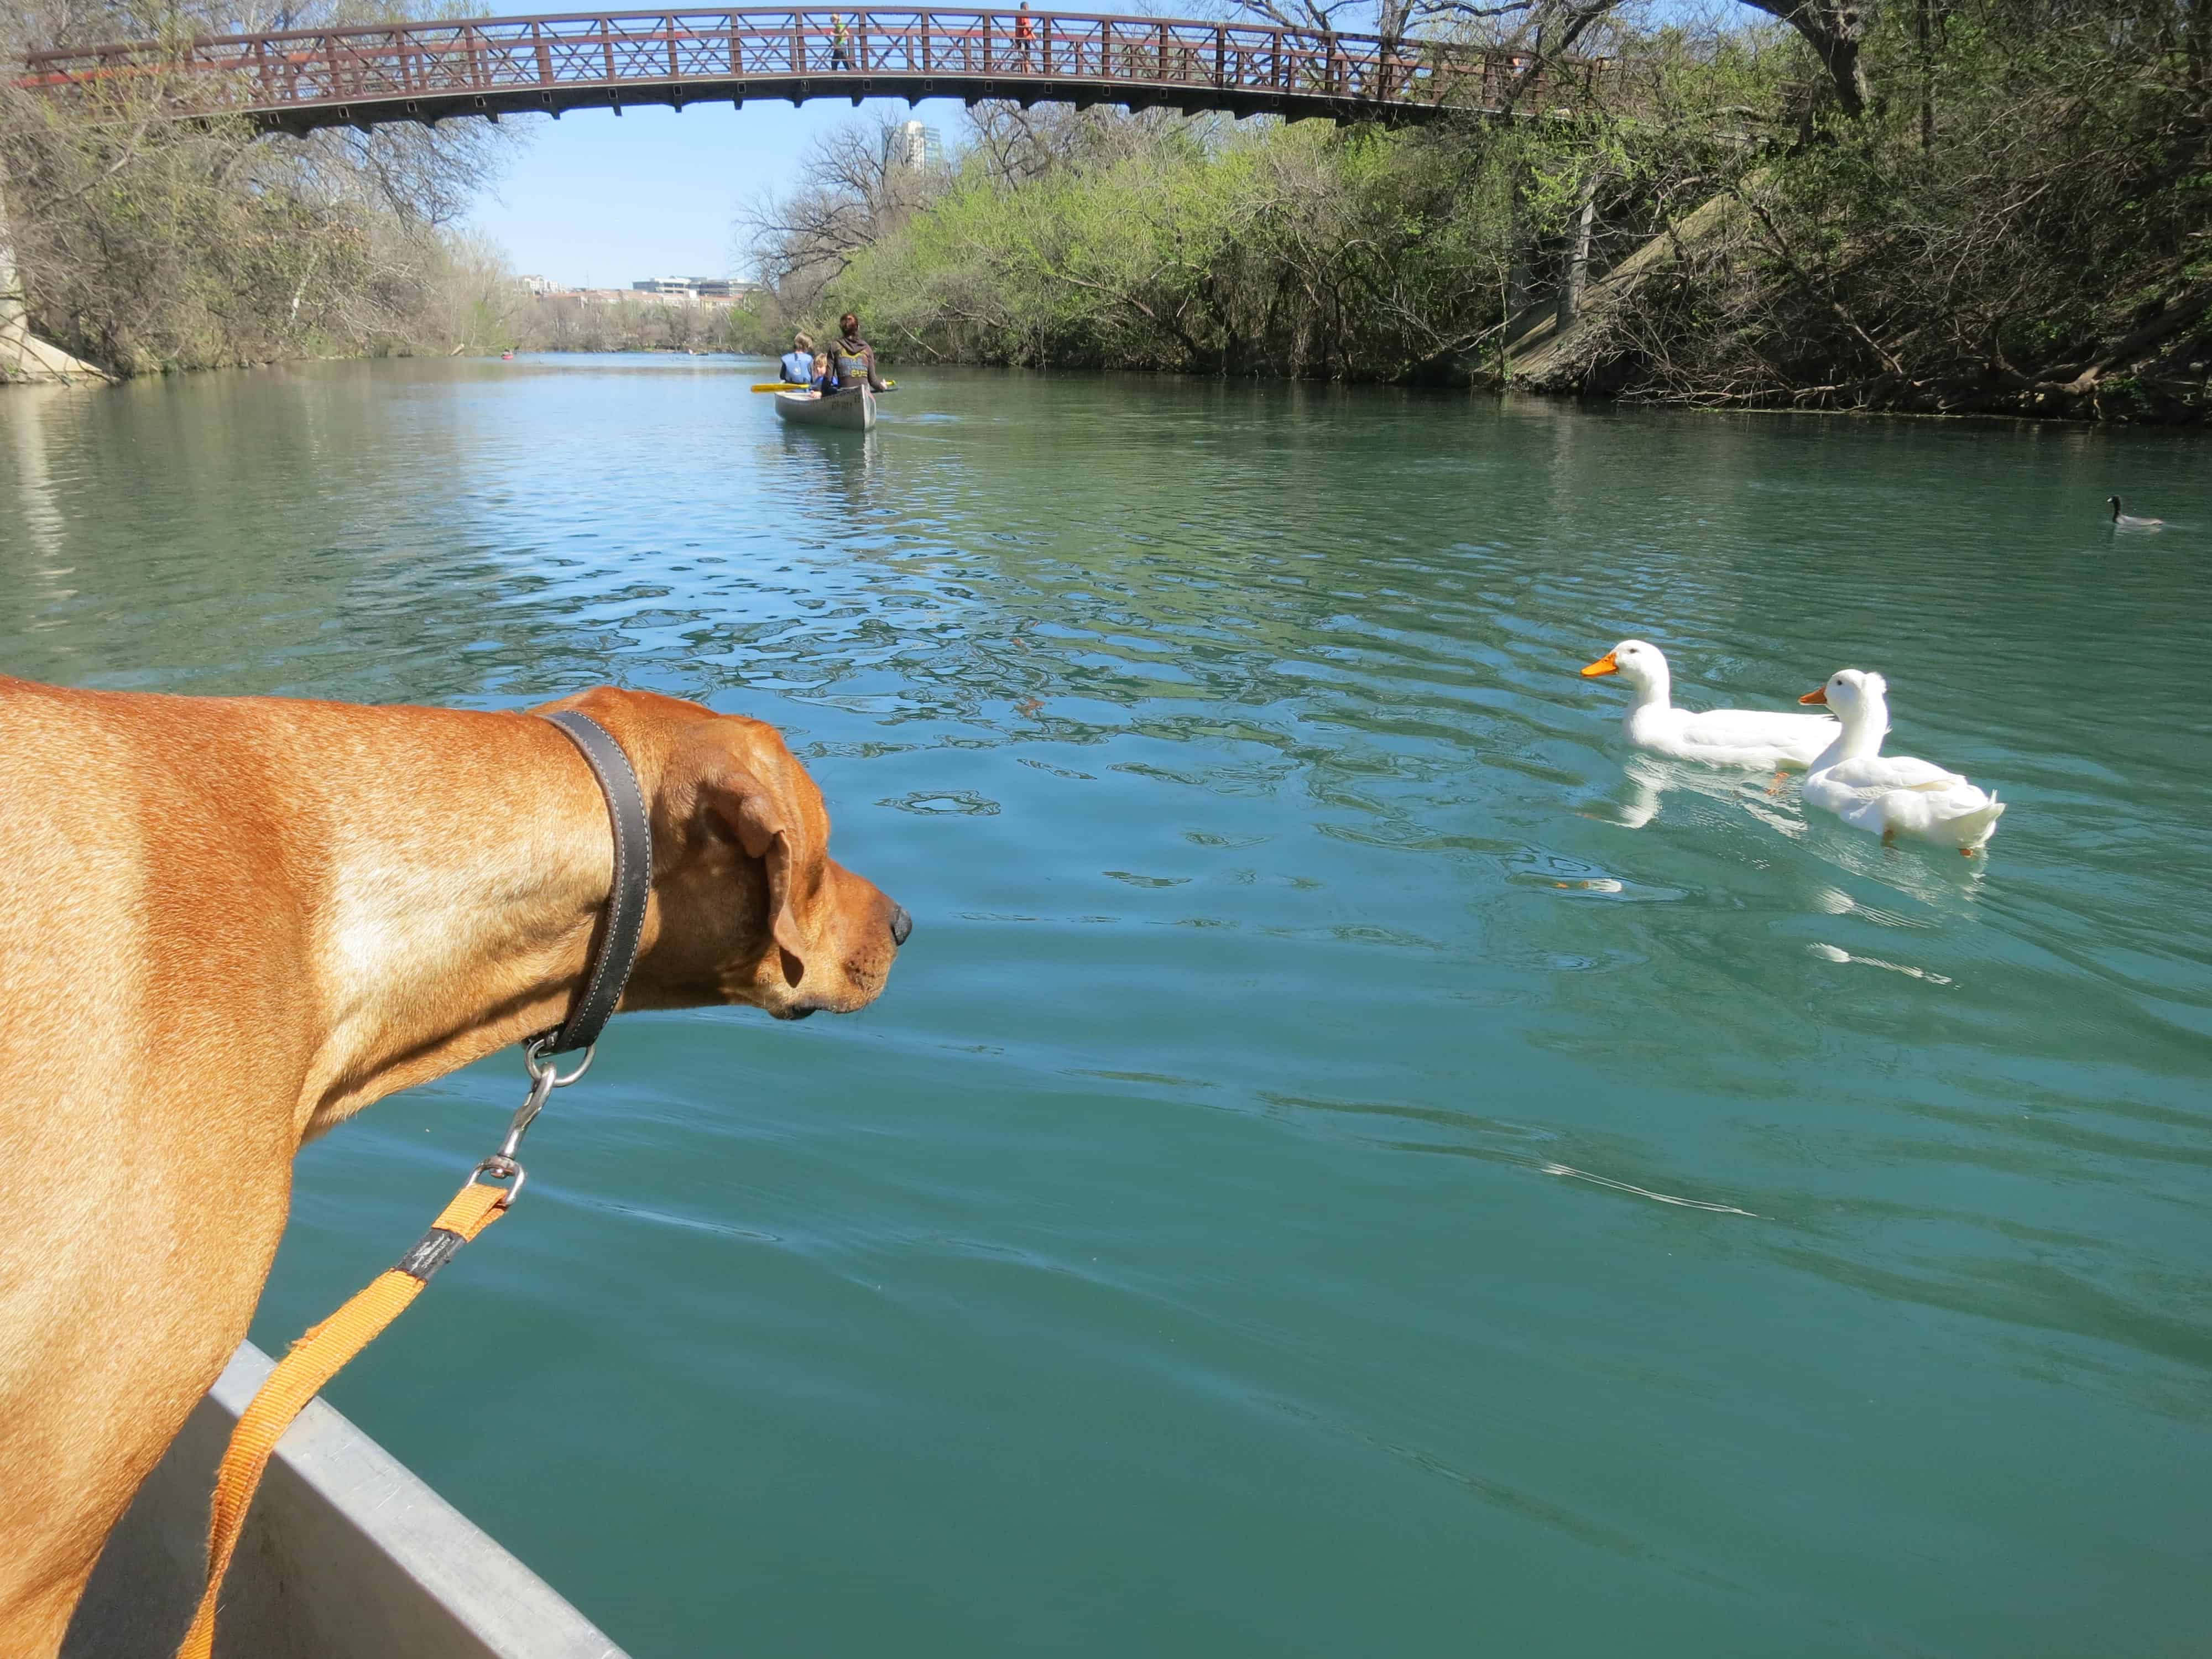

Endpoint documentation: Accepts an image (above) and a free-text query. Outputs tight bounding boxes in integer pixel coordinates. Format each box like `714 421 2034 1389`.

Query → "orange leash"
178 1039 594 1659
176 1180 509 1659
180 709 648 1656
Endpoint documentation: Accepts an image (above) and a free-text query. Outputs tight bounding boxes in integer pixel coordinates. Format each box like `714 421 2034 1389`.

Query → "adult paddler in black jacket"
823 312 888 394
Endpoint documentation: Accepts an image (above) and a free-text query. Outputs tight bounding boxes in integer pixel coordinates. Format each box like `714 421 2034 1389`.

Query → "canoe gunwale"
773 385 875 430
64 1341 627 1658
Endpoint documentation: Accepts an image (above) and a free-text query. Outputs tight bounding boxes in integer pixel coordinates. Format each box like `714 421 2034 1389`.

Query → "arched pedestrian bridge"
20 8 1608 133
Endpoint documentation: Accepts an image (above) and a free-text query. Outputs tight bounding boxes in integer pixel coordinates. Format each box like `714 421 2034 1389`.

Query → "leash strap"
538 709 653 1055
177 1182 509 1659
178 710 651 1659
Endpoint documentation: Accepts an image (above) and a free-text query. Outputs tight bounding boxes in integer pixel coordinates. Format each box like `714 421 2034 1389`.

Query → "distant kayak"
775 385 875 430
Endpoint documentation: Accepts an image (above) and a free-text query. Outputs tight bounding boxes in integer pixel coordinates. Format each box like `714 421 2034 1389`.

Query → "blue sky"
465 96 972 285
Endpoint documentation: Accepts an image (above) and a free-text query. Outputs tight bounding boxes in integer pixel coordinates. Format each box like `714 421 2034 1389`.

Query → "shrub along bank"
9 0 2204 416
755 0 2208 421
1 1 540 377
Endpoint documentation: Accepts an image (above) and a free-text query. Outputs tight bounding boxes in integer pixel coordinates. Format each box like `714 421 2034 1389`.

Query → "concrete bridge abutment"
0 170 111 387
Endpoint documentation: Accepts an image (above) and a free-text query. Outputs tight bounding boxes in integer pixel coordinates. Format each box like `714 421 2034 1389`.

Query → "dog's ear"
700 765 807 984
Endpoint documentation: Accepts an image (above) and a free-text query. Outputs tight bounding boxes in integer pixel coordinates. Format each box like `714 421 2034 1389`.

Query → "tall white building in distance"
893 119 945 173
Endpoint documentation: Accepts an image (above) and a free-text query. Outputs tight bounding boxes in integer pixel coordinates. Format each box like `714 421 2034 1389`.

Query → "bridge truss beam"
18 9 1608 135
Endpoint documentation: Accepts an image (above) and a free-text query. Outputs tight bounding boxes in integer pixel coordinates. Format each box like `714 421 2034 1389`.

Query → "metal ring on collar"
524 1036 594 1088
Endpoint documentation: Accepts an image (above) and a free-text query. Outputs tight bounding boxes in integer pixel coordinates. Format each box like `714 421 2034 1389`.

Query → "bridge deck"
19 8 1606 132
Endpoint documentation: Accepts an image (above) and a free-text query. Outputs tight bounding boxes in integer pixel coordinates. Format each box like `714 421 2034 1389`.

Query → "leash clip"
468 1036 595 1206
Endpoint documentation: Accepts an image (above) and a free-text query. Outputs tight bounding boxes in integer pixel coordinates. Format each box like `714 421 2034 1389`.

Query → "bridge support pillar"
0 168 111 387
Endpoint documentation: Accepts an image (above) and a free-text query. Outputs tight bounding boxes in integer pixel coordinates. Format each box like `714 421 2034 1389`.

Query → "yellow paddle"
750 380 899 392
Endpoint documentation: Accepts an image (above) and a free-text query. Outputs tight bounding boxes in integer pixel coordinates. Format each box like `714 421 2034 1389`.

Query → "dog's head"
556 690 908 1022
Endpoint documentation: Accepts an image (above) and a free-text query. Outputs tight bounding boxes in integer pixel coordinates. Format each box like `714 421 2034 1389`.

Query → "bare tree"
3 0 531 372
1230 0 1870 114
739 112 945 310
1231 0 1611 50
1227 0 1630 131
964 100 1209 191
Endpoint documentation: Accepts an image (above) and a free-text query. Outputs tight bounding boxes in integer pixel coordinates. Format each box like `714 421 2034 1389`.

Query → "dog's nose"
888 904 913 947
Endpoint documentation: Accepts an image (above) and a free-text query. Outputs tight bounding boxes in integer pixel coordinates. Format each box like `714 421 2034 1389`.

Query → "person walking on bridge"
829 13 853 69
1015 2 1036 65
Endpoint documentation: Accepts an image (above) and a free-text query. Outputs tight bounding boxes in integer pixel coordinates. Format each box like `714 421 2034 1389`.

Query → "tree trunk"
1556 172 1598 331
1736 0 1875 117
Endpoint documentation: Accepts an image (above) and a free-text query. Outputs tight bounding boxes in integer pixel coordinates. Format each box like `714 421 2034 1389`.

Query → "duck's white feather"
1801 671 2006 852
1590 641 1837 771
1632 705 1838 769
1812 754 1968 793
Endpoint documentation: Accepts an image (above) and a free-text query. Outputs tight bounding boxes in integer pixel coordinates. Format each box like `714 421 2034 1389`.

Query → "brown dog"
0 677 907 1656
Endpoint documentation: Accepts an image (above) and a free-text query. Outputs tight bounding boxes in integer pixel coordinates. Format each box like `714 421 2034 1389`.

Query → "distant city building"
534 282 758 312
542 289 651 307
891 119 944 172
518 273 556 296
629 275 766 299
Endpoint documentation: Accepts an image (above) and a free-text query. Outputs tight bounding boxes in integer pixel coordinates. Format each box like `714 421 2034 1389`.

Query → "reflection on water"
4 357 2210 1659
6 385 76 601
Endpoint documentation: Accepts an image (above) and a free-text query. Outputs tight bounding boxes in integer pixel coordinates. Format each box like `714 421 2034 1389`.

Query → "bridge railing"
19 8 1606 122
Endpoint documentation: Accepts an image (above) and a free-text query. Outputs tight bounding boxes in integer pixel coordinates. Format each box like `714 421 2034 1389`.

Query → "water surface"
4 358 2208 1657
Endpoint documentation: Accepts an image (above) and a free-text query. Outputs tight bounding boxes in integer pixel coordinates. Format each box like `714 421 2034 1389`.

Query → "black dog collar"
537 710 653 1055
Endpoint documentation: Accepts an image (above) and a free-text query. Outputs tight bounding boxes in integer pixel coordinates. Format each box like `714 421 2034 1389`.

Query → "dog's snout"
888 903 913 947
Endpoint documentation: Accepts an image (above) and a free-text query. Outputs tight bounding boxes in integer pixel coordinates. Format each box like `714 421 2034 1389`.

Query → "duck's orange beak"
1580 650 1619 678
1799 686 1829 705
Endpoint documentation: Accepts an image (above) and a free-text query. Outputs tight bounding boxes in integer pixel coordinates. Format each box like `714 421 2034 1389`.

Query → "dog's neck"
294 709 648 1140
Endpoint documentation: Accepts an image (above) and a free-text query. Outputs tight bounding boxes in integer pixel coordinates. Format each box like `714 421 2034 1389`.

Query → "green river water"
3 358 2208 1657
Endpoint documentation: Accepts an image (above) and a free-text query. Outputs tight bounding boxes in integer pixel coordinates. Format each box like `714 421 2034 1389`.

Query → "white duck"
1581 640 1837 769
1798 669 2005 855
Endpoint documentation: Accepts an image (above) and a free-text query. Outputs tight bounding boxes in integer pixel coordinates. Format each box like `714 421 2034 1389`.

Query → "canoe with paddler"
755 312 891 431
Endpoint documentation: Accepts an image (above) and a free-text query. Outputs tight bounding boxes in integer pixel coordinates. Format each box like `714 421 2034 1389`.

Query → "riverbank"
19 337 2205 432
12 0 2205 420
804 122 2206 424
744 0 2208 427
0 0 523 382
1499 191 2211 425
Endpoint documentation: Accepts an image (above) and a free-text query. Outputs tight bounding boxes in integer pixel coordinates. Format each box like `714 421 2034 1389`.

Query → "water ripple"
8 359 2209 1659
